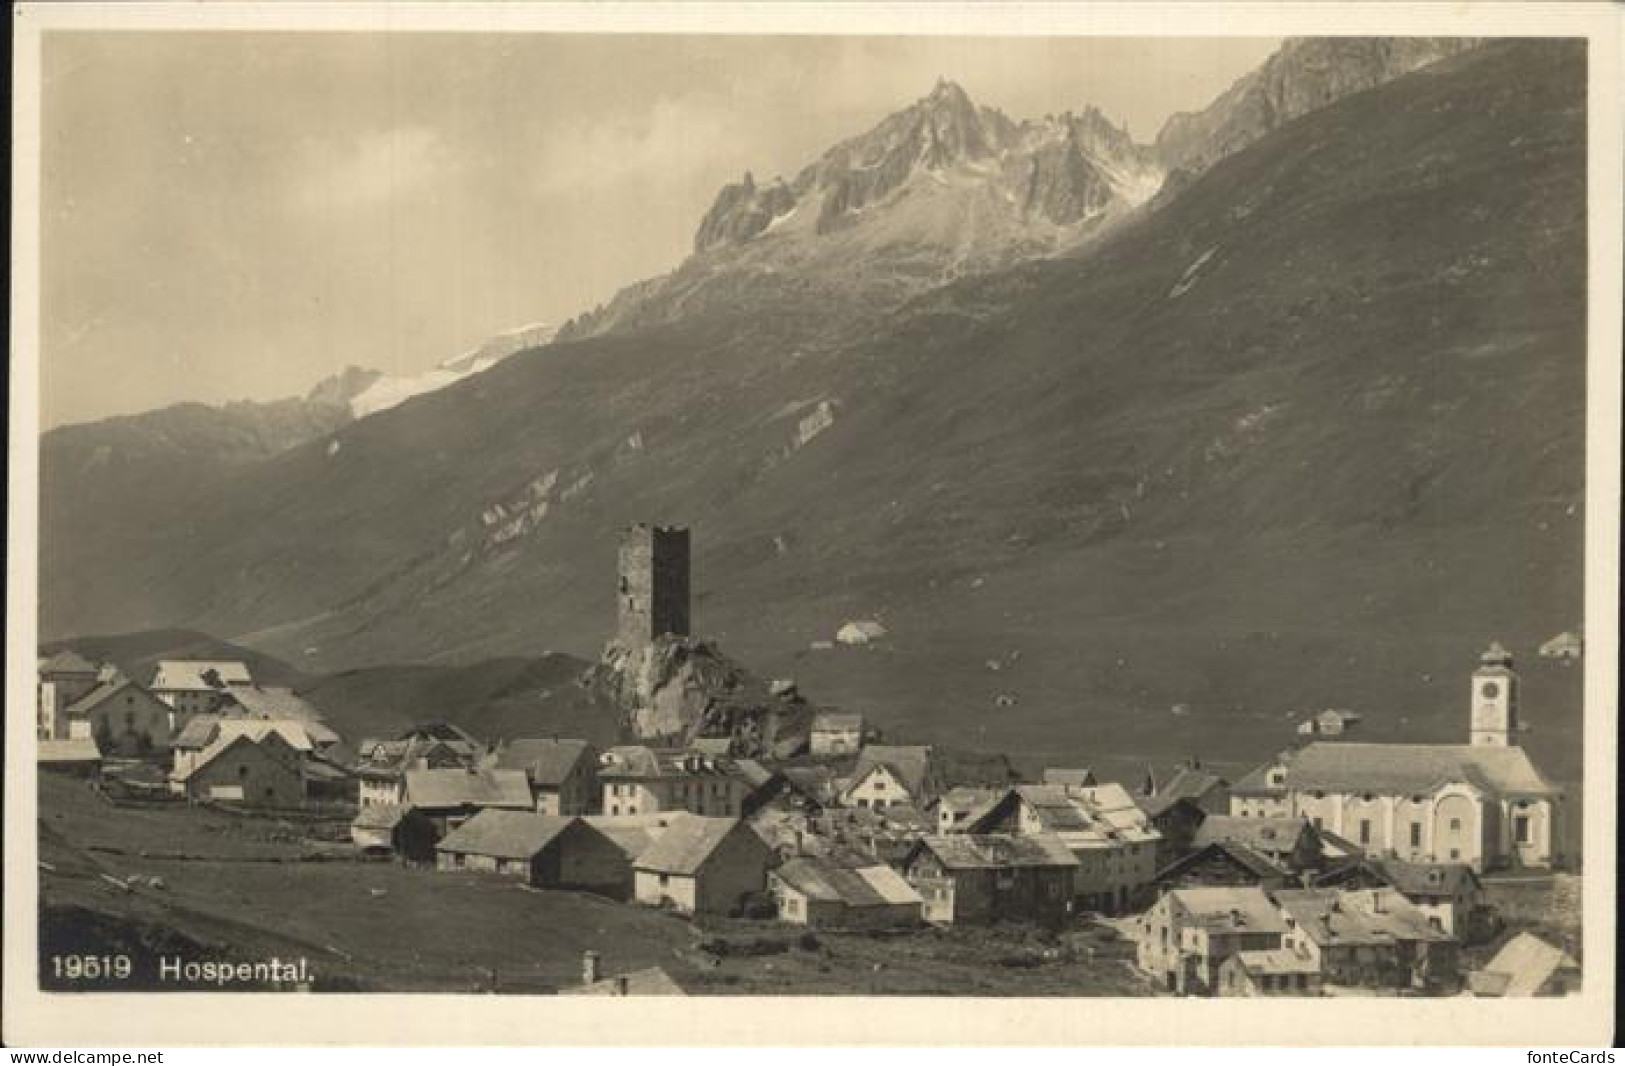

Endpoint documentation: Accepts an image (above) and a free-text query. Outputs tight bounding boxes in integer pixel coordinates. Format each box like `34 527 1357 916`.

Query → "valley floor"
36 775 1153 996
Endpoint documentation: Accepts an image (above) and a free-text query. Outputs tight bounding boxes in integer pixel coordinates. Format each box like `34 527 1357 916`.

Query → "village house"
1313 858 1488 939
491 738 599 815
37 737 103 778
149 659 254 723
1135 886 1288 995
1273 887 1459 991
1131 793 1209 868
216 685 340 748
963 784 1161 913
584 812 681 869
59 679 174 759
929 786 1004 833
350 803 437 861
1152 839 1295 893
171 717 314 781
842 744 937 811
354 728 484 808
37 650 104 739
631 814 778 917
1229 647 1564 871
809 711 865 756
686 736 734 759
1537 631 1583 661
1468 932 1580 997
1151 760 1231 814
901 834 1077 928
172 730 306 807
402 766 534 834
1191 815 1325 875
562 953 687 996
598 746 751 818
1217 947 1324 997
769 856 924 930
434 810 632 896
1297 709 1362 737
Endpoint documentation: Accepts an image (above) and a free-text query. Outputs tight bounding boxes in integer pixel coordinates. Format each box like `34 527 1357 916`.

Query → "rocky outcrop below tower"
582 635 817 757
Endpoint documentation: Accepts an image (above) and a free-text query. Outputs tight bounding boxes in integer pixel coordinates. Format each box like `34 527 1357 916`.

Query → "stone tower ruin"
616 524 691 650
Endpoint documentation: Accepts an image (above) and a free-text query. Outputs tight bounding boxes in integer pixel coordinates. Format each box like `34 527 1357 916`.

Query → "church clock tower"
1470 641 1520 747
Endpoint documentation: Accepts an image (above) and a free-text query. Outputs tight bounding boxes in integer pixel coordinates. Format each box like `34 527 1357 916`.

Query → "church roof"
1280 742 1558 797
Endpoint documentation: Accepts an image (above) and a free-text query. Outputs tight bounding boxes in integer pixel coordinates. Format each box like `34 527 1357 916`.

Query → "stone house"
402 767 534 835
1152 840 1295 892
435 810 631 896
770 856 923 929
491 738 599 815
632 814 778 916
964 783 1161 913
842 744 937 810
149 659 254 724
171 717 313 781
599 746 751 818
901 833 1077 928
1274 888 1459 991
1135 886 1288 995
61 680 174 760
1191 815 1326 874
1217 948 1323 997
173 731 305 807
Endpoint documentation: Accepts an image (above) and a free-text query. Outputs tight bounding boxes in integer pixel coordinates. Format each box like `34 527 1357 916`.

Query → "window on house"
1410 823 1422 849
658 873 669 886
1449 849 1460 860
1359 820 1371 845
1449 818 1461 832
238 765 249 778
1312 817 1323 830
1514 816 1531 844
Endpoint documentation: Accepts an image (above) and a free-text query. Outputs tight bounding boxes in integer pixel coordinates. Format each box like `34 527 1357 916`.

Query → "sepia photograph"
5 0 1619 1048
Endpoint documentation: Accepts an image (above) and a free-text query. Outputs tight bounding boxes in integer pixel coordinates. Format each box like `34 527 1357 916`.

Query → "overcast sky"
40 33 1279 428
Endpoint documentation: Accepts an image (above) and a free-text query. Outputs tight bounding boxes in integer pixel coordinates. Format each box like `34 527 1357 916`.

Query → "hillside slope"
41 41 1587 783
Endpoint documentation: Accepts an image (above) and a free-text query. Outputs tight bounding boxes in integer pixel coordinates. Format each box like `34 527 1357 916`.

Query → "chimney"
582 951 601 986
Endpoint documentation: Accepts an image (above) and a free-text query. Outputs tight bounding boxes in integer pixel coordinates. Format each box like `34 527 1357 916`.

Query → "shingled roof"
435 810 578 860
38 738 102 763
150 659 253 692
404 767 533 811
912 833 1078 870
1372 859 1483 899
851 744 935 797
1167 886 1287 934
493 738 592 787
775 857 922 908
1273 888 1450 947
633 814 763 875
1192 815 1315 856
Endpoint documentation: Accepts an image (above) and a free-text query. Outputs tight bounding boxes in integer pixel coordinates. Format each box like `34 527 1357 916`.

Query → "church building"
1228 644 1563 872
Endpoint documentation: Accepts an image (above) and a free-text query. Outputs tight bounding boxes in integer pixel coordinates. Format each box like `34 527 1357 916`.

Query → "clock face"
1480 681 1500 699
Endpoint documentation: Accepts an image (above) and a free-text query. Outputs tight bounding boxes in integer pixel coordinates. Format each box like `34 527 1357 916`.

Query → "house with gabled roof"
218 685 340 747
1191 815 1324 874
61 680 173 760
598 746 751 818
149 659 254 721
435 810 631 896
171 716 314 780
843 744 937 811
1153 760 1231 814
172 730 305 807
353 727 484 808
1468 932 1580 997
631 814 778 916
350 803 437 861
901 833 1077 928
1136 886 1289 995
490 738 598 815
403 767 533 834
1153 839 1295 893
770 856 923 929
563 953 687 996
965 783 1161 913
1312 858 1488 938
1274 887 1459 991
38 650 104 738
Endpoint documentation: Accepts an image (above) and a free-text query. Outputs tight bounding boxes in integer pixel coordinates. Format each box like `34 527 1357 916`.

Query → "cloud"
293 124 450 210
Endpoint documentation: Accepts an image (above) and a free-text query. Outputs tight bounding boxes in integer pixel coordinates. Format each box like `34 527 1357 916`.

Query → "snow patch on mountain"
349 322 555 418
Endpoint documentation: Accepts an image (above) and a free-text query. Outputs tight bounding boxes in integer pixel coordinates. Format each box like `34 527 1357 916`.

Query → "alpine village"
36 39 1584 998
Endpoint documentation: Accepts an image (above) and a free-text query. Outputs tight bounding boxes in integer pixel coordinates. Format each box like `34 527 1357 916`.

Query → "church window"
1449 818 1461 832
1359 820 1371 845
1514 816 1531 844
1409 823 1422 848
